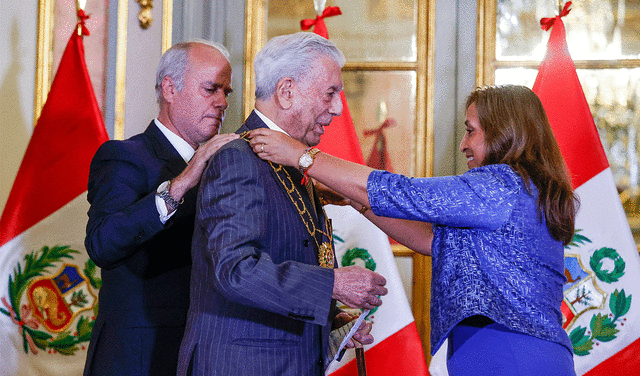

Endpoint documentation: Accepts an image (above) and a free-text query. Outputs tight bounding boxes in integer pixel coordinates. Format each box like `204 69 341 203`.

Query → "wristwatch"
298 147 321 173
156 180 183 212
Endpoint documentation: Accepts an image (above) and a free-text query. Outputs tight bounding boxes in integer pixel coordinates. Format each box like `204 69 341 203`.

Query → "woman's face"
459 102 487 169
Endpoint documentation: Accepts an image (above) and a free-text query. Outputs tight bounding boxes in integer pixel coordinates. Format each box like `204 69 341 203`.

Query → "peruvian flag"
533 2 640 375
0 18 108 376
300 5 429 376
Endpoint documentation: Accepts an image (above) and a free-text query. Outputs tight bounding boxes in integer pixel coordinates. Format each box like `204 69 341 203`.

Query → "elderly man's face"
169 44 232 149
288 56 343 146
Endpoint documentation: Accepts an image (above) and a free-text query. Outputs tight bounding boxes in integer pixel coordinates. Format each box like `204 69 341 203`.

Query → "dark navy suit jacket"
177 112 337 376
83 122 196 376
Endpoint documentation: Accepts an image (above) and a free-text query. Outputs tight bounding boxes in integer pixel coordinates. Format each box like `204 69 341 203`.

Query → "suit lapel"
144 121 188 177
241 112 333 266
240 112 320 222
143 121 199 218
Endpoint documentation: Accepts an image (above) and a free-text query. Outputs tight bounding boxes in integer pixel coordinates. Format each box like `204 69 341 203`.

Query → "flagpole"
76 0 86 35
355 347 367 376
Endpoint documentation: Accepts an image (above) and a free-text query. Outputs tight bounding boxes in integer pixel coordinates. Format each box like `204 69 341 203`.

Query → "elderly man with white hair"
177 32 388 376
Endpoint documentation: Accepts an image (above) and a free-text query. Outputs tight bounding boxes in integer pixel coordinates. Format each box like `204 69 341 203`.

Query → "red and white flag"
300 5 429 375
533 3 640 375
0 17 108 376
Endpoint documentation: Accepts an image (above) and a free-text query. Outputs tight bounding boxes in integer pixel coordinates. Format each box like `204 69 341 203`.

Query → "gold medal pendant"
318 242 335 268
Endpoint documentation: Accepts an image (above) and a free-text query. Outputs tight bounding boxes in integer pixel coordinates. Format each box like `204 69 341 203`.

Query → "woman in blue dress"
248 85 577 375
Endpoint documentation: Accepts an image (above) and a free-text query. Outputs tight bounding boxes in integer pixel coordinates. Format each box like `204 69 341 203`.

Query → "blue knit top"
367 164 572 355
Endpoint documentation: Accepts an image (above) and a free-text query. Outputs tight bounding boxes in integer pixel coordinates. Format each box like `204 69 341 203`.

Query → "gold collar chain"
239 131 335 268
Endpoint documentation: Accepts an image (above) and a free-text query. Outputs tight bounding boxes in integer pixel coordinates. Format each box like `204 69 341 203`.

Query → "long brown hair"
466 85 578 245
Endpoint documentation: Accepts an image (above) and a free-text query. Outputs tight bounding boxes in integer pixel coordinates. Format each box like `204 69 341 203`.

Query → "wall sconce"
135 0 153 29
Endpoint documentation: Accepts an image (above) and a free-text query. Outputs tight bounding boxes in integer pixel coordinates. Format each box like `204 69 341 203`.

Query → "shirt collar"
154 119 195 163
254 109 290 136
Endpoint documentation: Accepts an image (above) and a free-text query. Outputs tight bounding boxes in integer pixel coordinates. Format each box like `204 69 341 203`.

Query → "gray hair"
254 32 345 100
155 39 230 103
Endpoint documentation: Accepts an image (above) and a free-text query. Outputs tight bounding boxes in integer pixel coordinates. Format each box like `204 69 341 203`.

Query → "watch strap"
299 147 321 185
299 147 321 172
158 181 183 211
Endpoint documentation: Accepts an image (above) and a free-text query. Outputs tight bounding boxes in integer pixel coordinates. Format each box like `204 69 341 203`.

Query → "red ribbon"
2 297 39 354
77 9 91 36
363 118 396 137
300 6 342 31
540 1 572 31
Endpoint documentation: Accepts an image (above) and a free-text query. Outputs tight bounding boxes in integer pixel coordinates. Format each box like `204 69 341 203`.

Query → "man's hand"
333 266 387 309
333 311 374 348
349 321 374 348
332 311 357 330
168 133 239 206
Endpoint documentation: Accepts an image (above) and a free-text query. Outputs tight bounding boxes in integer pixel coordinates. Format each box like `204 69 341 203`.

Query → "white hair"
155 39 230 103
254 32 345 100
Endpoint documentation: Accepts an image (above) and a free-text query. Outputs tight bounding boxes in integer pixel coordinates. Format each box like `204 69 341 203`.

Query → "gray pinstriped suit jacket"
177 111 338 375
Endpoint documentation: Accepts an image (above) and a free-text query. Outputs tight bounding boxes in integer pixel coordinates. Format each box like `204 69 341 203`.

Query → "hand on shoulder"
170 133 240 202
247 128 306 168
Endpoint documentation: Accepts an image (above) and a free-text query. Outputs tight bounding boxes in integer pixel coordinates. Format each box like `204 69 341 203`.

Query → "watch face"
157 180 170 193
299 154 313 169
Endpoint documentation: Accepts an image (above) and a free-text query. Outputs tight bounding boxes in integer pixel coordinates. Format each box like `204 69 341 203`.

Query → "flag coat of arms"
0 23 108 376
532 4 640 375
300 5 429 375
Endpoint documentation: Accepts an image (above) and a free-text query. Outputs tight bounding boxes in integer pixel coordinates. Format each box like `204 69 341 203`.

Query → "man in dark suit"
178 32 388 376
83 41 238 376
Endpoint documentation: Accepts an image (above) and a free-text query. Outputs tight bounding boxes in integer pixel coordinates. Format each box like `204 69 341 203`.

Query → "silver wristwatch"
156 180 183 211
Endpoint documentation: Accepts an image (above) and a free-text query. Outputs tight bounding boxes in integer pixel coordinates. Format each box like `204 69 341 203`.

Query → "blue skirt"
447 319 576 376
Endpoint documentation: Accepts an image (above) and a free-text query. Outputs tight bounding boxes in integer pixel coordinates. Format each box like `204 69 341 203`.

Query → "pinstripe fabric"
177 112 337 375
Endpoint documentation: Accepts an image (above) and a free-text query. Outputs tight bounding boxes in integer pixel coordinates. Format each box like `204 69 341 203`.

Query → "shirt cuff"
155 192 176 224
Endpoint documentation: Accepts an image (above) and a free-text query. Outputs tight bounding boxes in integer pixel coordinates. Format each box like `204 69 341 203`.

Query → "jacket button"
303 239 310 247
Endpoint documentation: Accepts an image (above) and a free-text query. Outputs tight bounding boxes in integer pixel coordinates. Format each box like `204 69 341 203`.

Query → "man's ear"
161 76 177 103
274 77 294 110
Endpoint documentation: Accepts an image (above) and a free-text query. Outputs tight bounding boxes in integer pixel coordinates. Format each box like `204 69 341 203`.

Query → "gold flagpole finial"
314 0 327 15
75 0 89 36
75 0 91 36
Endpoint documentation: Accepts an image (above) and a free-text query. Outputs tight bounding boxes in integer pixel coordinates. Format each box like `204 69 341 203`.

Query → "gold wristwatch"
298 147 321 173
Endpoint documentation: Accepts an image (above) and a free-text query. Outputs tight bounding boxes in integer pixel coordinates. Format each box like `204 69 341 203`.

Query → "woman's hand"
248 128 307 168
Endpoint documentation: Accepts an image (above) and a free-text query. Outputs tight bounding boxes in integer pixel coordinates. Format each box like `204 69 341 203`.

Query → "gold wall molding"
114 0 172 140
413 0 435 362
242 0 265 120
135 0 154 29
114 0 129 140
476 0 496 87
343 61 418 71
162 0 173 53
34 0 55 126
